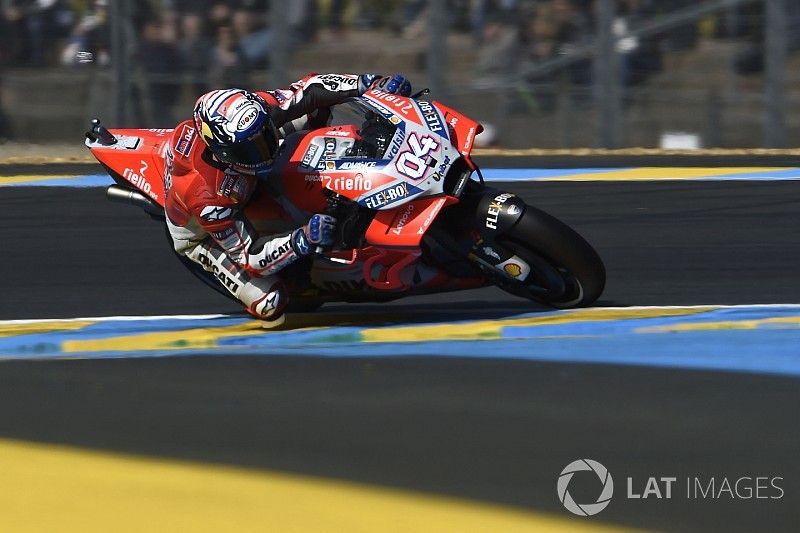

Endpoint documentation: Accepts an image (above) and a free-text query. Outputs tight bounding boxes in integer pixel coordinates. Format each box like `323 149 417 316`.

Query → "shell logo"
504 263 522 278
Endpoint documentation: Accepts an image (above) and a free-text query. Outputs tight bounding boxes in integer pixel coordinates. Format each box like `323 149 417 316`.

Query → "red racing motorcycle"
86 89 605 311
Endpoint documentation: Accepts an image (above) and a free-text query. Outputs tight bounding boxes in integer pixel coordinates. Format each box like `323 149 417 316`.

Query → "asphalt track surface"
2 172 800 531
4 180 800 318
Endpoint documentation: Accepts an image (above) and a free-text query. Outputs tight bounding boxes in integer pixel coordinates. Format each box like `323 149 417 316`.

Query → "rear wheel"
496 206 605 308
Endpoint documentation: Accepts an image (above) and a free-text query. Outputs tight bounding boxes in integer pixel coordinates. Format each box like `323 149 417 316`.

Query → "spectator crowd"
1 0 799 133
4 1 783 76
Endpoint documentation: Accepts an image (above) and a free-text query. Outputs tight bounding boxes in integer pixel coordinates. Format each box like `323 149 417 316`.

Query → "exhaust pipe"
106 185 163 217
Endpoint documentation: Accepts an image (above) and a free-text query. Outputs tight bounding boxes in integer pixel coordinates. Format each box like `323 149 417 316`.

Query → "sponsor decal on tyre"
485 192 515 230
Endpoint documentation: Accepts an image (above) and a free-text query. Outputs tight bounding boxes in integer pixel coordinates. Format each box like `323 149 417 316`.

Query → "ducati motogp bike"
86 89 605 311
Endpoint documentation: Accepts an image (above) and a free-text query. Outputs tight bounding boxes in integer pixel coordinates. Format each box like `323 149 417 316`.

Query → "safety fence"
1 0 799 148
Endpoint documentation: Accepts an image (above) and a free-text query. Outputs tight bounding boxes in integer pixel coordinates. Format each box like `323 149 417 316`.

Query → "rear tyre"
497 206 605 308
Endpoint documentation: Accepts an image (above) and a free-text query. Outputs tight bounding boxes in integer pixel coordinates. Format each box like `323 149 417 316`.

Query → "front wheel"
496 206 605 308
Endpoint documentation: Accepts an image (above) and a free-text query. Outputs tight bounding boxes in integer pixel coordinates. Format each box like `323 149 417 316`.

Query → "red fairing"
361 194 451 291
362 89 423 126
88 128 172 205
431 101 483 169
277 125 387 211
362 247 421 291
365 196 458 247
276 124 399 210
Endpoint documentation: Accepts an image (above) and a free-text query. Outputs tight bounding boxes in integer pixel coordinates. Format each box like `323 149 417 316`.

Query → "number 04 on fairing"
86 91 605 309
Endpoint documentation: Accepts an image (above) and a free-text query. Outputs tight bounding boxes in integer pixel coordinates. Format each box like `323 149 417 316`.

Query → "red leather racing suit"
164 73 366 319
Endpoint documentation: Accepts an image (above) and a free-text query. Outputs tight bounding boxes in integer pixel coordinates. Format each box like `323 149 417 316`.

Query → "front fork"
463 187 533 283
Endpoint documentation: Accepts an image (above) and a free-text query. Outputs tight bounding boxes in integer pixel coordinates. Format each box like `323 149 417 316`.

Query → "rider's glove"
292 214 337 255
358 73 412 97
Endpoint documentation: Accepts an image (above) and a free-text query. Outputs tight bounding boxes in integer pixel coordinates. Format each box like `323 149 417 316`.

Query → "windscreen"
328 99 400 160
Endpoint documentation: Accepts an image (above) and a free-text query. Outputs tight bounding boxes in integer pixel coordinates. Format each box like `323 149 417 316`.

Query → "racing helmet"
193 89 279 172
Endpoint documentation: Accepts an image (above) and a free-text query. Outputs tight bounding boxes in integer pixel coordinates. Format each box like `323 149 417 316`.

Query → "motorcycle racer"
165 73 412 326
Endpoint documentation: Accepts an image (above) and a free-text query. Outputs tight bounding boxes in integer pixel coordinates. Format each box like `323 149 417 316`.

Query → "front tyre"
497 206 605 307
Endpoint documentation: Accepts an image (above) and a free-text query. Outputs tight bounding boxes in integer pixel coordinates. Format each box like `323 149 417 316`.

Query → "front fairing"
272 96 462 210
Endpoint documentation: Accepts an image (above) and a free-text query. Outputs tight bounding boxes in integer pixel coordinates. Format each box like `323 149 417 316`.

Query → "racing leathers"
164 73 388 321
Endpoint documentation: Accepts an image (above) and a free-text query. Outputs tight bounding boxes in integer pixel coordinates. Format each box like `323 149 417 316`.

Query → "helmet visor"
216 125 278 168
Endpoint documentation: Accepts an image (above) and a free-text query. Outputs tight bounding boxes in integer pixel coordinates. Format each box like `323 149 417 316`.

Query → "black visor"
215 124 279 169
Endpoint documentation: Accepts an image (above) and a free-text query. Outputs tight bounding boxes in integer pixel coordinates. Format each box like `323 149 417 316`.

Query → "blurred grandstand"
0 0 798 148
